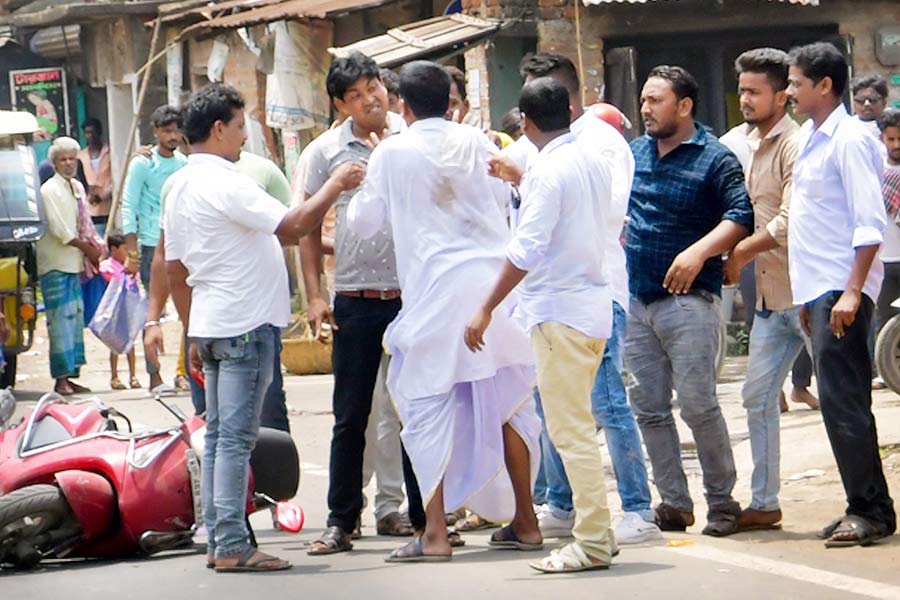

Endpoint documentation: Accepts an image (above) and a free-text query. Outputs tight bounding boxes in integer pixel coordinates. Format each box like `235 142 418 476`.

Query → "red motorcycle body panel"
54 470 115 539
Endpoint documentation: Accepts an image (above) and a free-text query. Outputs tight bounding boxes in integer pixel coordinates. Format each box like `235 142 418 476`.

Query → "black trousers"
808 291 896 533
327 295 424 532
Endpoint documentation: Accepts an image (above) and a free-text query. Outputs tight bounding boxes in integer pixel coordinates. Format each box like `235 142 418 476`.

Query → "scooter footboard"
55 470 115 539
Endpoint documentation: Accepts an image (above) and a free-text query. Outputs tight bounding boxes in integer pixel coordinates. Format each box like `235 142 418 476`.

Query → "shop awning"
329 14 502 68
584 0 818 4
169 0 399 37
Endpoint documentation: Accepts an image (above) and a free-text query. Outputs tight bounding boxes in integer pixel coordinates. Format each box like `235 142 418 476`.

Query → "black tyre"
0 485 74 569
875 314 900 395
0 353 17 389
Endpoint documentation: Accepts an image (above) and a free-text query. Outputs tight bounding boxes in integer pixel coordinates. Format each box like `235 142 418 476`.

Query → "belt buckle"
379 290 389 300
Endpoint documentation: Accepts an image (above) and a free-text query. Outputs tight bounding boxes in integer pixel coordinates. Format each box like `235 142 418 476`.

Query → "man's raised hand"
487 155 524 186
332 161 366 191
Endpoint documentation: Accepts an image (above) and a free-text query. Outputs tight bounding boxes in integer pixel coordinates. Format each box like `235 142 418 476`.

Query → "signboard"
9 67 69 142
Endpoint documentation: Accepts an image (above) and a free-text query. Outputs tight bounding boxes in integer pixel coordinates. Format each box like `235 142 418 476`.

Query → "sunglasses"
854 95 884 105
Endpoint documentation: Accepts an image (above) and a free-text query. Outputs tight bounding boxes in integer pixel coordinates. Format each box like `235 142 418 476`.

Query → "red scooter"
0 392 303 569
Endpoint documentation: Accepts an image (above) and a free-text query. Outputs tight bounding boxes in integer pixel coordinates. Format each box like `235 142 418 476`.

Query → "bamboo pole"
106 15 163 241
574 0 586 107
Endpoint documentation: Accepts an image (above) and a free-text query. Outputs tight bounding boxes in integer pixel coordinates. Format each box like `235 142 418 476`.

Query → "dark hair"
788 42 848 97
735 47 790 91
519 53 579 96
501 107 521 136
398 61 451 119
380 68 400 96
181 84 245 144
648 65 700 116
326 52 380 101
107 233 126 249
82 117 103 134
519 77 571 133
444 66 467 102
880 107 900 132
851 74 889 99
150 104 182 129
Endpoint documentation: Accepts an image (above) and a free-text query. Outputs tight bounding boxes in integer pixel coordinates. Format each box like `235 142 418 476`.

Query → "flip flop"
529 543 610 574
456 513 499 532
816 516 844 539
448 528 466 548
69 382 92 394
214 548 291 572
489 524 543 551
385 536 451 563
150 383 177 397
824 515 889 548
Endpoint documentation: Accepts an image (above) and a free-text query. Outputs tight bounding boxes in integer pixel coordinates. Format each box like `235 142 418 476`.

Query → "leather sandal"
308 525 353 555
214 548 291 572
655 503 695 532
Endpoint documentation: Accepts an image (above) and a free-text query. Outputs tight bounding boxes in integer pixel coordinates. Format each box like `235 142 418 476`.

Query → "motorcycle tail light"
275 502 304 533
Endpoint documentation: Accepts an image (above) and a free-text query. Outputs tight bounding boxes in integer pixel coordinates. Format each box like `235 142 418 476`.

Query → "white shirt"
719 123 753 170
789 104 886 305
509 132 613 339
164 153 291 338
502 111 633 307
348 118 533 400
855 115 889 163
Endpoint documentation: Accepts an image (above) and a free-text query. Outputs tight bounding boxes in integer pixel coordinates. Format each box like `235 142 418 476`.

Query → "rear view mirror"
275 502 304 533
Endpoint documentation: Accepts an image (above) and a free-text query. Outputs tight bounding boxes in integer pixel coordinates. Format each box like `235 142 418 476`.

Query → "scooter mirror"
275 502 304 533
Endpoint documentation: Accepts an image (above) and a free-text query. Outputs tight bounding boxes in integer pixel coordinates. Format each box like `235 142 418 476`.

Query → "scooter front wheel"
0 485 77 569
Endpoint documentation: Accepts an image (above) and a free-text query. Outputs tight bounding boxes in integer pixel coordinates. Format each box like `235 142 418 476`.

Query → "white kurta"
347 117 540 518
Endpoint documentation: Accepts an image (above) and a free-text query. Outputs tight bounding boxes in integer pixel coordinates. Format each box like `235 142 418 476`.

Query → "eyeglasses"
854 95 884 105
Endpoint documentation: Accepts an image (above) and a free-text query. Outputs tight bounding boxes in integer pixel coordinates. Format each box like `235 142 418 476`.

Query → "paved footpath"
3 319 900 599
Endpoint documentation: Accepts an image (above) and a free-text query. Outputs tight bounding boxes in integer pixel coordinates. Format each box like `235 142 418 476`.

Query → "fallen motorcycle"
875 297 900 395
0 392 302 569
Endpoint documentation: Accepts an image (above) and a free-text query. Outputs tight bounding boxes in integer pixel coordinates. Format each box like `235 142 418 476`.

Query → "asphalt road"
3 322 900 599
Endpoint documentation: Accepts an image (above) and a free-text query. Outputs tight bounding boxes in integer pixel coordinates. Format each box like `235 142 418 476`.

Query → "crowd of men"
34 38 898 574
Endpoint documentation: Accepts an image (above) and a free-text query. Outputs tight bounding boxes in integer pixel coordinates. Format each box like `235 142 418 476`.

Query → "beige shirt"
746 113 800 311
37 173 84 276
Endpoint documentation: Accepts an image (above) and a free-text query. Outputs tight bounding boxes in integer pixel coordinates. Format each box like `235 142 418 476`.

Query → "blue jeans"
533 302 653 520
742 307 807 511
196 324 277 559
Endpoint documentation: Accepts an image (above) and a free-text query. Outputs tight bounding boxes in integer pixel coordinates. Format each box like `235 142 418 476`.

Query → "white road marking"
660 544 900 599
301 462 329 478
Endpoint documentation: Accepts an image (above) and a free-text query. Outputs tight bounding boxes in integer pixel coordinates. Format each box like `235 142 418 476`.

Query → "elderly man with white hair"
38 136 102 395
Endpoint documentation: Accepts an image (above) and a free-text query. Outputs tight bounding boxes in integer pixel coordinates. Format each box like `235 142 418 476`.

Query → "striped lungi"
40 270 85 379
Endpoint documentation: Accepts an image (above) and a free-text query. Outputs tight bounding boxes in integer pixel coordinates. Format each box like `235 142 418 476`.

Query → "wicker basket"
281 336 333 375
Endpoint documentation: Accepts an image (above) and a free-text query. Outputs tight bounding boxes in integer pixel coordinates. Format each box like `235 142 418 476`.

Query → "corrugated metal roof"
1 0 166 28
159 0 275 24
584 0 818 4
329 13 502 68
177 0 397 35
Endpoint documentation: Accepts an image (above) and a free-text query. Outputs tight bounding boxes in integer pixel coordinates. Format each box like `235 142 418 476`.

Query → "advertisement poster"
9 67 69 142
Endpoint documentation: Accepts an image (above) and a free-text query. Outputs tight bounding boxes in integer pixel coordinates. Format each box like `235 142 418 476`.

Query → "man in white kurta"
347 61 542 562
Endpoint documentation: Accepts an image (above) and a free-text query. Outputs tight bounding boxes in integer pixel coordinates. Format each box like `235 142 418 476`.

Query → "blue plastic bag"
88 276 148 354
81 275 108 327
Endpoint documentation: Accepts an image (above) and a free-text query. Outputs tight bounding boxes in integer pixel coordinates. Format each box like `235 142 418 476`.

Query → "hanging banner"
9 67 69 141
265 20 332 131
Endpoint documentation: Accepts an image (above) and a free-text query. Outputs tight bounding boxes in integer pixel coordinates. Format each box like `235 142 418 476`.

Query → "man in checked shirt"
625 65 753 537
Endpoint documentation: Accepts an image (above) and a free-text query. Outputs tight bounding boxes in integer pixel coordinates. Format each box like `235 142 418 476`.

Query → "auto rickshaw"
0 111 45 387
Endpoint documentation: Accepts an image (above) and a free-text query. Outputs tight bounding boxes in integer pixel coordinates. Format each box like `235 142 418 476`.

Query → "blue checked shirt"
626 124 753 304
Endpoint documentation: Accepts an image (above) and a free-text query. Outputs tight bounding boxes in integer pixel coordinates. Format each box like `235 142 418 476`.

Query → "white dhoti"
389 358 540 521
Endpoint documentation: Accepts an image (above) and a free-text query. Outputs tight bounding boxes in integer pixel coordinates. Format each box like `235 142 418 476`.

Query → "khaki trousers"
532 321 613 560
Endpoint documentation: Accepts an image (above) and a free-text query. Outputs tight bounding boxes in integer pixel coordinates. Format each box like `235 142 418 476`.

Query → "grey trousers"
624 293 737 514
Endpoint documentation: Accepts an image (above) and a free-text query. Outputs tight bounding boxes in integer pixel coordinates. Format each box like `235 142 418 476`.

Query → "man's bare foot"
507 517 542 546
791 386 820 410
54 378 74 396
420 529 453 556
779 390 789 413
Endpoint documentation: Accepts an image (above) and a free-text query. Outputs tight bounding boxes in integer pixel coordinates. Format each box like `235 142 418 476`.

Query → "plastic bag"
81 275 108 327
88 276 147 354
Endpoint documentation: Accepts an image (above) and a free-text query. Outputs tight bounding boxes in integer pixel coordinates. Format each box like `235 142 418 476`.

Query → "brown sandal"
110 378 127 391
214 548 291 572
308 525 353 555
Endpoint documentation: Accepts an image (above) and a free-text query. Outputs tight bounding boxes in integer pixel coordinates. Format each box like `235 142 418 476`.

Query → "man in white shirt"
491 53 660 546
467 77 615 573
786 43 895 547
348 61 541 562
165 83 364 572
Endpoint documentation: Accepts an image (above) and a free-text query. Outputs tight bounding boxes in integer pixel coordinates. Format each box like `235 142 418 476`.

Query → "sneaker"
538 508 575 538
615 512 664 545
